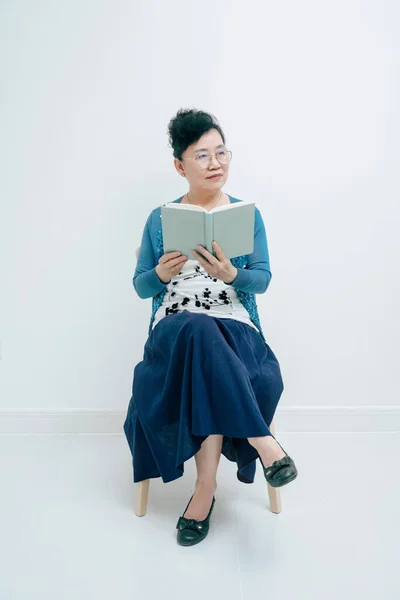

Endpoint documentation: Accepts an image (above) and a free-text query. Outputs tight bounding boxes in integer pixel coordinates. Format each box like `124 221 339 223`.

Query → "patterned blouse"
133 195 272 343
152 258 259 332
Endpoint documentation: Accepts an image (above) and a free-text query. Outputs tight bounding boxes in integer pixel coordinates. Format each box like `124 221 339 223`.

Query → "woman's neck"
185 189 224 208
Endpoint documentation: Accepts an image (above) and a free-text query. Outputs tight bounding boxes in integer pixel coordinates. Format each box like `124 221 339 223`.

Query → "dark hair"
167 108 226 160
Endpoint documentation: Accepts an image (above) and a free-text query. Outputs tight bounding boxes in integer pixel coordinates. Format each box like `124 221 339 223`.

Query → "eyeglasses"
183 148 233 169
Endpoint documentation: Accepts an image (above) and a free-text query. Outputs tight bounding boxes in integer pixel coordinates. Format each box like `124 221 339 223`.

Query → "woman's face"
175 128 230 192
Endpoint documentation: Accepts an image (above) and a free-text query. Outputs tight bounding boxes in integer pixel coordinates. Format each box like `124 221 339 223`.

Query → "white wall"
1 0 399 414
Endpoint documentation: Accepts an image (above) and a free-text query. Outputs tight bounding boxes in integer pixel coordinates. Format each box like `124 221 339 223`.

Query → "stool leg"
135 479 150 517
267 419 282 514
267 481 282 514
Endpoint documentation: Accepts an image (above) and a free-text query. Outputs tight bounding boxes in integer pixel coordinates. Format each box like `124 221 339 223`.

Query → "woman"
124 108 298 547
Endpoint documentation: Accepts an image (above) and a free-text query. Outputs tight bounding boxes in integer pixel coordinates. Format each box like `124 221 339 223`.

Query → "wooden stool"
135 418 281 516
133 246 281 515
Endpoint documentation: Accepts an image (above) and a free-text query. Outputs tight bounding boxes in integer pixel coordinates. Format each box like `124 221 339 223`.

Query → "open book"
161 200 255 260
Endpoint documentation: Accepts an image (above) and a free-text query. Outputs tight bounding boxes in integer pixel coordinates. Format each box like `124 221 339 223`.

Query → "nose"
209 154 222 168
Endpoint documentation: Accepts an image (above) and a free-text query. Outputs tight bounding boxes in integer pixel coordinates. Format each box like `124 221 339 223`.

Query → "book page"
161 205 206 259
164 202 206 212
210 200 254 213
212 202 255 258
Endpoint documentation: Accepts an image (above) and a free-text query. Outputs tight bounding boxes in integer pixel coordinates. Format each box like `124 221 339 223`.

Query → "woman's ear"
174 157 185 178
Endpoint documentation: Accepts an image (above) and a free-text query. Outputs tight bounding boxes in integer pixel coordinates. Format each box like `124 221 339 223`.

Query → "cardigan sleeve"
133 212 167 299
224 207 272 294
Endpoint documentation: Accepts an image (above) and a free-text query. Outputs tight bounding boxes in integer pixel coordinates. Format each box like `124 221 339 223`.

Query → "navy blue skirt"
123 310 284 484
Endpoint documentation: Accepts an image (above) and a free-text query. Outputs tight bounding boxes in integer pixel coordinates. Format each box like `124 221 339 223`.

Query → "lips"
207 174 223 179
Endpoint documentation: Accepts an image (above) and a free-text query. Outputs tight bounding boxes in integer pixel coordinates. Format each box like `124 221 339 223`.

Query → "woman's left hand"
192 241 238 284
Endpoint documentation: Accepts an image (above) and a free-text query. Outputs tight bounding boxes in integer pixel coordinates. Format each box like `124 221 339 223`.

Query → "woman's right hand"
156 251 188 284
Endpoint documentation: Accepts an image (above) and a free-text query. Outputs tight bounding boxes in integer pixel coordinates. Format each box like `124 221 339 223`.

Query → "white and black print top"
152 259 259 332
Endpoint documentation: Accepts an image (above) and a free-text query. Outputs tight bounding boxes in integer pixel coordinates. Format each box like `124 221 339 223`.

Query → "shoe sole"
177 533 209 547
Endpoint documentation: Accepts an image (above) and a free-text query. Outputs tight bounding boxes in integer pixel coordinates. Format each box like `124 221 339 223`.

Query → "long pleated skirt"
123 310 284 484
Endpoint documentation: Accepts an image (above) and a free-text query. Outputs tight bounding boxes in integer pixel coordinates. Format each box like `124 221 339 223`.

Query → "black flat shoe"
176 495 216 547
261 436 298 488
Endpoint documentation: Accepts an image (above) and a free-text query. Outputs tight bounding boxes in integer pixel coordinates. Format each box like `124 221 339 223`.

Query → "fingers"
170 256 188 276
160 251 182 264
194 245 217 263
192 250 208 269
162 255 187 270
167 255 188 268
192 249 203 262
212 241 225 260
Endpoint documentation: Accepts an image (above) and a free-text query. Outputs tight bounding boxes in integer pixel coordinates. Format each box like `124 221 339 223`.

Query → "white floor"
0 432 399 600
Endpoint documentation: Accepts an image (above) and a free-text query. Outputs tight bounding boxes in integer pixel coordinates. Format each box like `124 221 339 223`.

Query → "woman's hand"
156 251 188 283
192 241 238 284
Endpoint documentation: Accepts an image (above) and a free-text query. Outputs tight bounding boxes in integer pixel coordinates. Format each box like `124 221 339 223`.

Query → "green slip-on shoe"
176 496 216 547
261 435 298 488
262 454 298 487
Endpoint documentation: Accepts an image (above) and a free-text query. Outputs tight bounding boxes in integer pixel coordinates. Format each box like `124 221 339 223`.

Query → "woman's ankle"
248 435 286 468
195 479 217 493
184 481 216 520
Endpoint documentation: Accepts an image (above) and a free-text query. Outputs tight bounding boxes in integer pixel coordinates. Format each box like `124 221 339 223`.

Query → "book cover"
161 201 255 260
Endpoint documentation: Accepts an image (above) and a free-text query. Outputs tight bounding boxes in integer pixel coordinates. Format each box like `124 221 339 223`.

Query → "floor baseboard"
0 406 399 434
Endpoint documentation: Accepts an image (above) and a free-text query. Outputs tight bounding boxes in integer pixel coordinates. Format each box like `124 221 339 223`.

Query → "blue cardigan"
133 195 272 341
